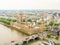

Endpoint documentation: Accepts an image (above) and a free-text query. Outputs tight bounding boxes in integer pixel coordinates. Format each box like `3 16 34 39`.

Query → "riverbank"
0 24 28 45
0 22 31 36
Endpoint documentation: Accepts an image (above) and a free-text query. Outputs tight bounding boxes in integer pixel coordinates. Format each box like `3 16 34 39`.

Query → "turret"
17 12 23 23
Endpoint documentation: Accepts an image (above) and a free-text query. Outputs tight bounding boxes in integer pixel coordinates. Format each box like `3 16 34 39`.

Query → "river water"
0 24 27 45
0 24 51 45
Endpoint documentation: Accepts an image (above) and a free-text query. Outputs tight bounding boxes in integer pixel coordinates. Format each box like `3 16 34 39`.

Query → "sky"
0 0 60 10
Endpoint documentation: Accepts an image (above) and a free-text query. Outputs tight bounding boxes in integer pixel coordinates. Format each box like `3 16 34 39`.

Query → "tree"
47 33 51 38
13 19 17 22
55 36 60 40
49 21 55 31
0 18 11 25
27 18 32 22
49 21 54 26
44 27 48 31
49 21 60 26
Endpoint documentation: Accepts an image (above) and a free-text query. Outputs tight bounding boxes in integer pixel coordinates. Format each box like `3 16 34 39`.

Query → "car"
39 42 44 45
39 41 49 45
48 40 54 45
41 42 49 45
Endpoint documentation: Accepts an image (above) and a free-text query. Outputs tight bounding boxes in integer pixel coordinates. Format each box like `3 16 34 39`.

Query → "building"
10 12 45 35
47 26 60 36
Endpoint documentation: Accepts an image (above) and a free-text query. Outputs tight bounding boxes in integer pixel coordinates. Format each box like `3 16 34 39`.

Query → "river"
0 24 27 45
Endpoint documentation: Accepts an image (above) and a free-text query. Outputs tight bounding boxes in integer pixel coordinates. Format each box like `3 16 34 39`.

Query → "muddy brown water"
0 24 27 45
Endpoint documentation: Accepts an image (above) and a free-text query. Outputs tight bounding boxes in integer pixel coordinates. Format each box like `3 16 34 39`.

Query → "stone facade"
10 12 45 35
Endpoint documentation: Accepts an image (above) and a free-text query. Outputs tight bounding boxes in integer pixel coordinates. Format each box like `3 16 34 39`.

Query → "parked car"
39 42 44 45
48 40 55 45
39 41 49 45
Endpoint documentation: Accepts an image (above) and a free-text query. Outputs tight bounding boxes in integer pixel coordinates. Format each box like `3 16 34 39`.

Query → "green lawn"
0 18 17 25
